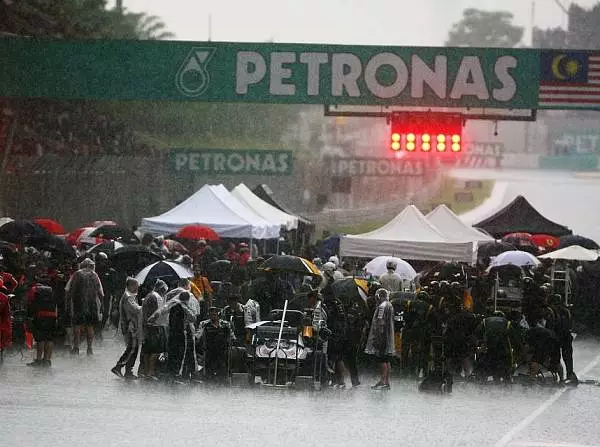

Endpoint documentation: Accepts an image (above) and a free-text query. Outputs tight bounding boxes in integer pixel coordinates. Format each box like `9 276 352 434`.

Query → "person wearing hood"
365 288 395 390
111 277 141 379
166 278 201 326
149 290 197 383
138 279 169 379
65 258 104 356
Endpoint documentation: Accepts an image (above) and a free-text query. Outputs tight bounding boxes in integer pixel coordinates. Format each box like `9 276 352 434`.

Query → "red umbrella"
34 218 65 235
66 227 92 246
176 225 220 241
502 232 534 247
86 220 118 228
530 234 560 250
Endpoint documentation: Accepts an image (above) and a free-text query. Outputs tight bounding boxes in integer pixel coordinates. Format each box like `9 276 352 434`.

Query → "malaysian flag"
539 51 600 108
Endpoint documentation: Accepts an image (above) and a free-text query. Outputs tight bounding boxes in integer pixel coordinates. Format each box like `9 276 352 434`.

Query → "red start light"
389 113 463 155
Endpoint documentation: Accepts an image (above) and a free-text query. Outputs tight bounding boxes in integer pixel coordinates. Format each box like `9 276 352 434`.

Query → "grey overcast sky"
124 0 599 46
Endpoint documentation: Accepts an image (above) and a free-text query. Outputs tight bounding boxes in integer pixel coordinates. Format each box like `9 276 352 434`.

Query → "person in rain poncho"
378 261 403 293
365 288 395 390
111 278 141 379
149 290 197 382
138 279 169 379
167 277 201 323
65 258 104 356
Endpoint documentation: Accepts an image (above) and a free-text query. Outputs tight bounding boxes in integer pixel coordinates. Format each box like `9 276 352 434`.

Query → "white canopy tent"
211 184 281 239
231 183 299 231
340 205 475 263
539 245 599 262
427 205 494 243
139 184 280 239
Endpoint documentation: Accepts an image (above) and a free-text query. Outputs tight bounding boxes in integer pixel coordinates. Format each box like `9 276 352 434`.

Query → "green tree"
567 3 600 49
533 3 600 49
0 0 173 39
532 27 568 48
446 8 524 48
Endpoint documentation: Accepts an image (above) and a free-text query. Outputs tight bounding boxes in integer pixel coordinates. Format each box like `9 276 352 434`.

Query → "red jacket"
1 272 17 293
0 292 11 349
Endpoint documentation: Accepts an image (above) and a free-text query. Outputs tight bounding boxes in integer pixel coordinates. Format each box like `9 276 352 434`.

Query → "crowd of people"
0 233 583 392
5 100 155 158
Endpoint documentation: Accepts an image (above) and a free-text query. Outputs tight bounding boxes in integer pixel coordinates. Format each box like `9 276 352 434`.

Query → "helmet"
96 252 108 261
322 262 336 274
386 260 397 270
429 281 439 290
496 289 507 299
417 291 430 302
328 256 340 267
369 281 382 296
451 281 462 289
549 293 563 305
523 276 534 286
439 280 450 289
492 310 506 318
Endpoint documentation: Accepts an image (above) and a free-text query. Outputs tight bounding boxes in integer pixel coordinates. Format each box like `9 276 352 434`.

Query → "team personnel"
379 261 403 292
27 276 57 367
548 293 577 383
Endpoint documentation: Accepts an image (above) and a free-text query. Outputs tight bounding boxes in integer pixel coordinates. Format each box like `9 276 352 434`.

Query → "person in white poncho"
365 288 395 390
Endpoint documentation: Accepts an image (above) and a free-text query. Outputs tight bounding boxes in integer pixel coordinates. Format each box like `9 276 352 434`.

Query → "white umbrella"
488 250 540 269
364 256 417 280
0 217 14 228
135 261 193 285
539 245 599 262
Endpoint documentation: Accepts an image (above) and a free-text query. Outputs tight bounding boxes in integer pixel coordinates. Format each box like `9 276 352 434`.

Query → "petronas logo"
175 47 215 97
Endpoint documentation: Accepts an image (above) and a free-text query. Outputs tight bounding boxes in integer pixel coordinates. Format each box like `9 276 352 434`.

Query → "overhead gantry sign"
0 38 598 114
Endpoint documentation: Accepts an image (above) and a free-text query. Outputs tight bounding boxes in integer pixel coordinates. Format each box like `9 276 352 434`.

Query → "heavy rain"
2 1 600 446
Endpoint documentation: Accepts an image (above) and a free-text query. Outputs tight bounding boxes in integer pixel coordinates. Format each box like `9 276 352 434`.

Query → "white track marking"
495 353 600 447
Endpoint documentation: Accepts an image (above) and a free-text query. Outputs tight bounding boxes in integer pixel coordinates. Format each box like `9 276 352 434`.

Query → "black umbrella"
88 225 139 244
420 262 467 284
110 245 164 276
477 241 517 262
0 220 48 243
331 277 369 313
25 234 76 258
207 259 232 282
134 261 193 286
558 235 600 250
261 255 322 276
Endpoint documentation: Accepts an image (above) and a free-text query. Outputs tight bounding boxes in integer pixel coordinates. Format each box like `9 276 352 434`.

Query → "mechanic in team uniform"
547 293 577 383
401 291 433 377
474 311 517 382
323 286 348 388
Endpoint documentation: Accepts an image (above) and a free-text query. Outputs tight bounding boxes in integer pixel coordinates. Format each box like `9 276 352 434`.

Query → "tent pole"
494 272 499 313
273 299 289 386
